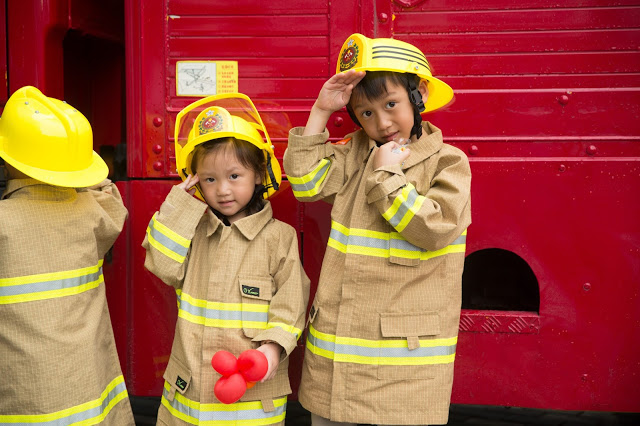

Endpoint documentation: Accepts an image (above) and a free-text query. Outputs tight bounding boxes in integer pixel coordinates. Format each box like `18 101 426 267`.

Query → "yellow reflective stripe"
146 213 191 263
0 260 103 287
151 213 190 247
176 290 269 329
162 382 286 425
0 375 128 424
289 159 331 198
267 322 302 339
328 221 466 261
0 261 104 305
306 325 457 366
382 184 426 232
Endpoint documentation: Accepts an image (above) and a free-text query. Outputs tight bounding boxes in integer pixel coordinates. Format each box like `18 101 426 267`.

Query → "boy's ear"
419 80 429 104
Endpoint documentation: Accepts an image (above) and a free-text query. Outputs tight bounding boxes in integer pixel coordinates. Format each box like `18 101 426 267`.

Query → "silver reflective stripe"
289 159 331 196
0 376 127 425
177 292 268 323
0 268 102 297
308 330 456 359
162 386 286 423
147 217 189 258
386 186 421 229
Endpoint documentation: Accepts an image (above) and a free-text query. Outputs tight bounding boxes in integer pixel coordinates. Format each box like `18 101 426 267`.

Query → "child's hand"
304 70 366 136
374 141 411 170
256 342 283 382
177 174 199 196
314 70 366 114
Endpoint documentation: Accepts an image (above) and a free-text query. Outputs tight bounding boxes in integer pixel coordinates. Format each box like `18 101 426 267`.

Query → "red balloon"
211 351 238 376
237 349 268 382
214 373 247 404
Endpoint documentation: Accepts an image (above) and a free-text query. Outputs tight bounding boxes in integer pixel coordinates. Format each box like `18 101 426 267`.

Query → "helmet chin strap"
407 79 424 139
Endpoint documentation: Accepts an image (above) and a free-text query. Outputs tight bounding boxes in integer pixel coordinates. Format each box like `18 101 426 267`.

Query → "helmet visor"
175 94 270 151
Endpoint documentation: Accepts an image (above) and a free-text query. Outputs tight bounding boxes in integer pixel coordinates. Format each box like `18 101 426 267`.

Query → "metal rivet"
152 144 163 154
586 145 597 155
153 117 163 127
583 283 591 291
469 145 479 155
334 116 344 127
35 110 39 114
153 161 163 171
559 164 566 172
559 95 569 105
378 13 388 23
24 101 29 105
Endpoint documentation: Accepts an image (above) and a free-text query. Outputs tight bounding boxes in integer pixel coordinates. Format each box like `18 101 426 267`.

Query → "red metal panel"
395 7 640 32
451 159 640 410
405 0 640 9
0 1 6 104
6 0 68 97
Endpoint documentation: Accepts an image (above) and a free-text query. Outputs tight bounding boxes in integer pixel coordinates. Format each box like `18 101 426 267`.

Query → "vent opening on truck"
462 248 539 313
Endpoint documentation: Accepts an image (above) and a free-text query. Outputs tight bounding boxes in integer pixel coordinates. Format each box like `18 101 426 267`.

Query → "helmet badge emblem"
198 110 224 135
339 39 359 71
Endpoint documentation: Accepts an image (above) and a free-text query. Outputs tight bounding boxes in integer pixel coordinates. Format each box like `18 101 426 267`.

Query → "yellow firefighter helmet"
336 33 454 113
0 86 108 187
174 93 281 199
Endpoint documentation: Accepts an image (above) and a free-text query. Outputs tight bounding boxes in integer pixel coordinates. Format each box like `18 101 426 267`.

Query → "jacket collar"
2 178 76 201
206 201 273 240
363 122 443 169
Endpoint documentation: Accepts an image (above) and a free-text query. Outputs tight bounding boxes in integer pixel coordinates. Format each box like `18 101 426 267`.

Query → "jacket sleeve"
142 186 208 289
283 126 351 203
365 146 472 251
84 179 129 259
252 225 310 358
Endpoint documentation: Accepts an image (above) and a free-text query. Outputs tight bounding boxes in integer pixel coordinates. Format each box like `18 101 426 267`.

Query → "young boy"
0 86 134 424
283 34 472 425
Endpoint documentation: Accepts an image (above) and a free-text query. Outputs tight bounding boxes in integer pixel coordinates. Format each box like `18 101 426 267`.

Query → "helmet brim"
0 145 108 187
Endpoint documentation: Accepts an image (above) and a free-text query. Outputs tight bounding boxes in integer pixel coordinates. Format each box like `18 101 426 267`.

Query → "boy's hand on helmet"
314 70 366 114
177 174 199 196
374 141 411 170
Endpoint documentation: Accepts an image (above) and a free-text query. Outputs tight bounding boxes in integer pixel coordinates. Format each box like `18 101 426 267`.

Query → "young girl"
143 93 310 425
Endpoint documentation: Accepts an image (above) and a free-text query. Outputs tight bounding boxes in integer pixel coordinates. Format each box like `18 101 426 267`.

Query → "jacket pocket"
377 312 442 380
238 276 273 338
162 355 192 401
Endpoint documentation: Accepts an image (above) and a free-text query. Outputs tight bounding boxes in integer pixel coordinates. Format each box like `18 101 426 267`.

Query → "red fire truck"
2 0 639 413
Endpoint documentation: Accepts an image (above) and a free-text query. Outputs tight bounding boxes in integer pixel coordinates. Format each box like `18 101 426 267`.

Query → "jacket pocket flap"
380 312 441 338
239 277 273 301
163 355 192 396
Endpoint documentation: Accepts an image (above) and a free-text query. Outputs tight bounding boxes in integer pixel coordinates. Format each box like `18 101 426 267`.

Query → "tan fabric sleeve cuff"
365 164 407 204
158 186 208 237
252 327 298 359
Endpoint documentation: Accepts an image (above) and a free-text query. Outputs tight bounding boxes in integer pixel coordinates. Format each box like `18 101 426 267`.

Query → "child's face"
196 148 261 224
349 80 417 145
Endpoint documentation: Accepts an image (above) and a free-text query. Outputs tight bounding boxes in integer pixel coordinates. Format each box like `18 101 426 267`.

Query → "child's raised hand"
374 141 411 170
314 70 366 114
256 342 283 382
177 174 199 196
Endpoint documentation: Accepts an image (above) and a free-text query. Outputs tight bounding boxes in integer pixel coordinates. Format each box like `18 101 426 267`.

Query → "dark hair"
191 137 267 217
346 71 423 139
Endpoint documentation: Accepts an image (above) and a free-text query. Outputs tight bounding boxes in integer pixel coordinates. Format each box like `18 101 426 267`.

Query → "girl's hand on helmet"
374 141 411 170
177 174 199 196
314 70 366 114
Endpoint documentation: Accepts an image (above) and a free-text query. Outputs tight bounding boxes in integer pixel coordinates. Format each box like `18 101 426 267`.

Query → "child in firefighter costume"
143 93 310 425
0 86 134 424
283 34 472 425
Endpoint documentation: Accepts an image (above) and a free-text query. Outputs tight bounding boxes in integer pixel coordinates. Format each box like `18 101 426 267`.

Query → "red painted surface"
3 0 639 411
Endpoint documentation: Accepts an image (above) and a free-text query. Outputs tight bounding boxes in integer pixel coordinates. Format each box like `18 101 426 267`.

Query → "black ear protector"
407 78 424 140
264 153 279 193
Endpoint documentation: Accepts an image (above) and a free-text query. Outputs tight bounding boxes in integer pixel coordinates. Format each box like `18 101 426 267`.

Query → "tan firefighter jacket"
0 178 134 424
143 187 310 425
283 122 472 425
